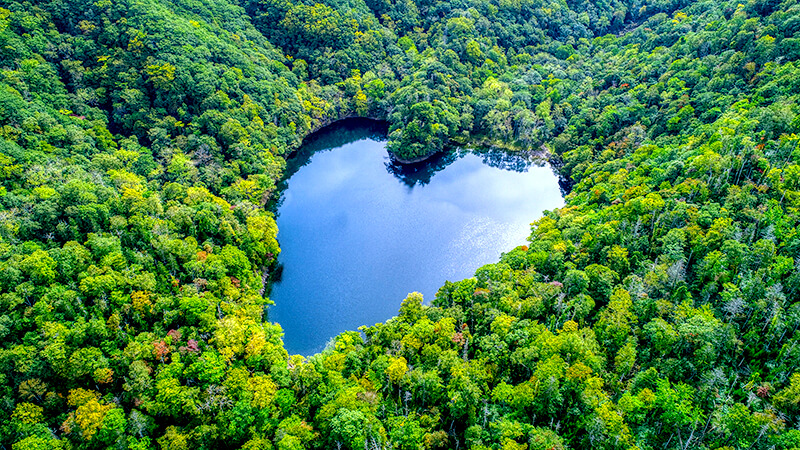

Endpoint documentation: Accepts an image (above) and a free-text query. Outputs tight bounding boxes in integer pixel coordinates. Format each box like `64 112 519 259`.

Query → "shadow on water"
270 118 388 212
283 118 389 180
385 150 461 187
387 147 551 188
268 119 567 355
274 118 562 206
477 147 548 172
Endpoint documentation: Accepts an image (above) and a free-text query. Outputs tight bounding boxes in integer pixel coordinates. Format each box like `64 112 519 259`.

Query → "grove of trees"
1 0 800 448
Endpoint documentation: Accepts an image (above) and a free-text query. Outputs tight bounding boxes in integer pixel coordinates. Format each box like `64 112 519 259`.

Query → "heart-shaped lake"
269 119 564 355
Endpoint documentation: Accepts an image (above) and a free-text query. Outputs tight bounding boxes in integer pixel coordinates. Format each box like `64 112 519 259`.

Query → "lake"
268 119 565 355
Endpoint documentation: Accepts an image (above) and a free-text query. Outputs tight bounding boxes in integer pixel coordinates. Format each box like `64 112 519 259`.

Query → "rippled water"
269 119 564 355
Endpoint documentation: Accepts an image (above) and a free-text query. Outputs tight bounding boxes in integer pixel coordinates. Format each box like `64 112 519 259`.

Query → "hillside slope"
1 0 800 448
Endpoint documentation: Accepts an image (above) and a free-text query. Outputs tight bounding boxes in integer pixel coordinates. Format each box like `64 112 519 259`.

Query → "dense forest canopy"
1 0 800 448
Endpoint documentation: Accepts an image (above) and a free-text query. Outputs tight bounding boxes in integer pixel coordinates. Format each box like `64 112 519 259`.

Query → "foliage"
1 0 800 447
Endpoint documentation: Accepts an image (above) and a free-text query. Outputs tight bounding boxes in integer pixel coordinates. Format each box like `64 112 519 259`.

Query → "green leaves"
775 373 800 414
19 250 56 285
0 0 799 447
387 99 459 161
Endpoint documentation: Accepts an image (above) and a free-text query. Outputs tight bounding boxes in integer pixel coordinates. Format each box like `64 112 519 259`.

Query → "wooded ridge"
1 0 800 448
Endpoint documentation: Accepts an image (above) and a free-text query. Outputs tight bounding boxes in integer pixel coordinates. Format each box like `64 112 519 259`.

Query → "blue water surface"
269 121 564 355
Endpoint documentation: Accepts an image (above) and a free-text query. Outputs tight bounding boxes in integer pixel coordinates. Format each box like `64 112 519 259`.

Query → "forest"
1 0 800 448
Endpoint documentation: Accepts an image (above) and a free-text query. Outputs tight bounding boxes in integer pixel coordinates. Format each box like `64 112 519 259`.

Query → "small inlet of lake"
268 119 565 355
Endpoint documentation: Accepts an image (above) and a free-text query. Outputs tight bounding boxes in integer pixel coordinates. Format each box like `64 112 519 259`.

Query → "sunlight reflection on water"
269 120 564 355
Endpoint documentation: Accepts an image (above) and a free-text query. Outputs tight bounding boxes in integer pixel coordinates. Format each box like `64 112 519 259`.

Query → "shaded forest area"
2 0 800 448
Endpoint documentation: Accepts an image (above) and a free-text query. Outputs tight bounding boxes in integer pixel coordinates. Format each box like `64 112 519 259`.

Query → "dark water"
269 120 564 355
